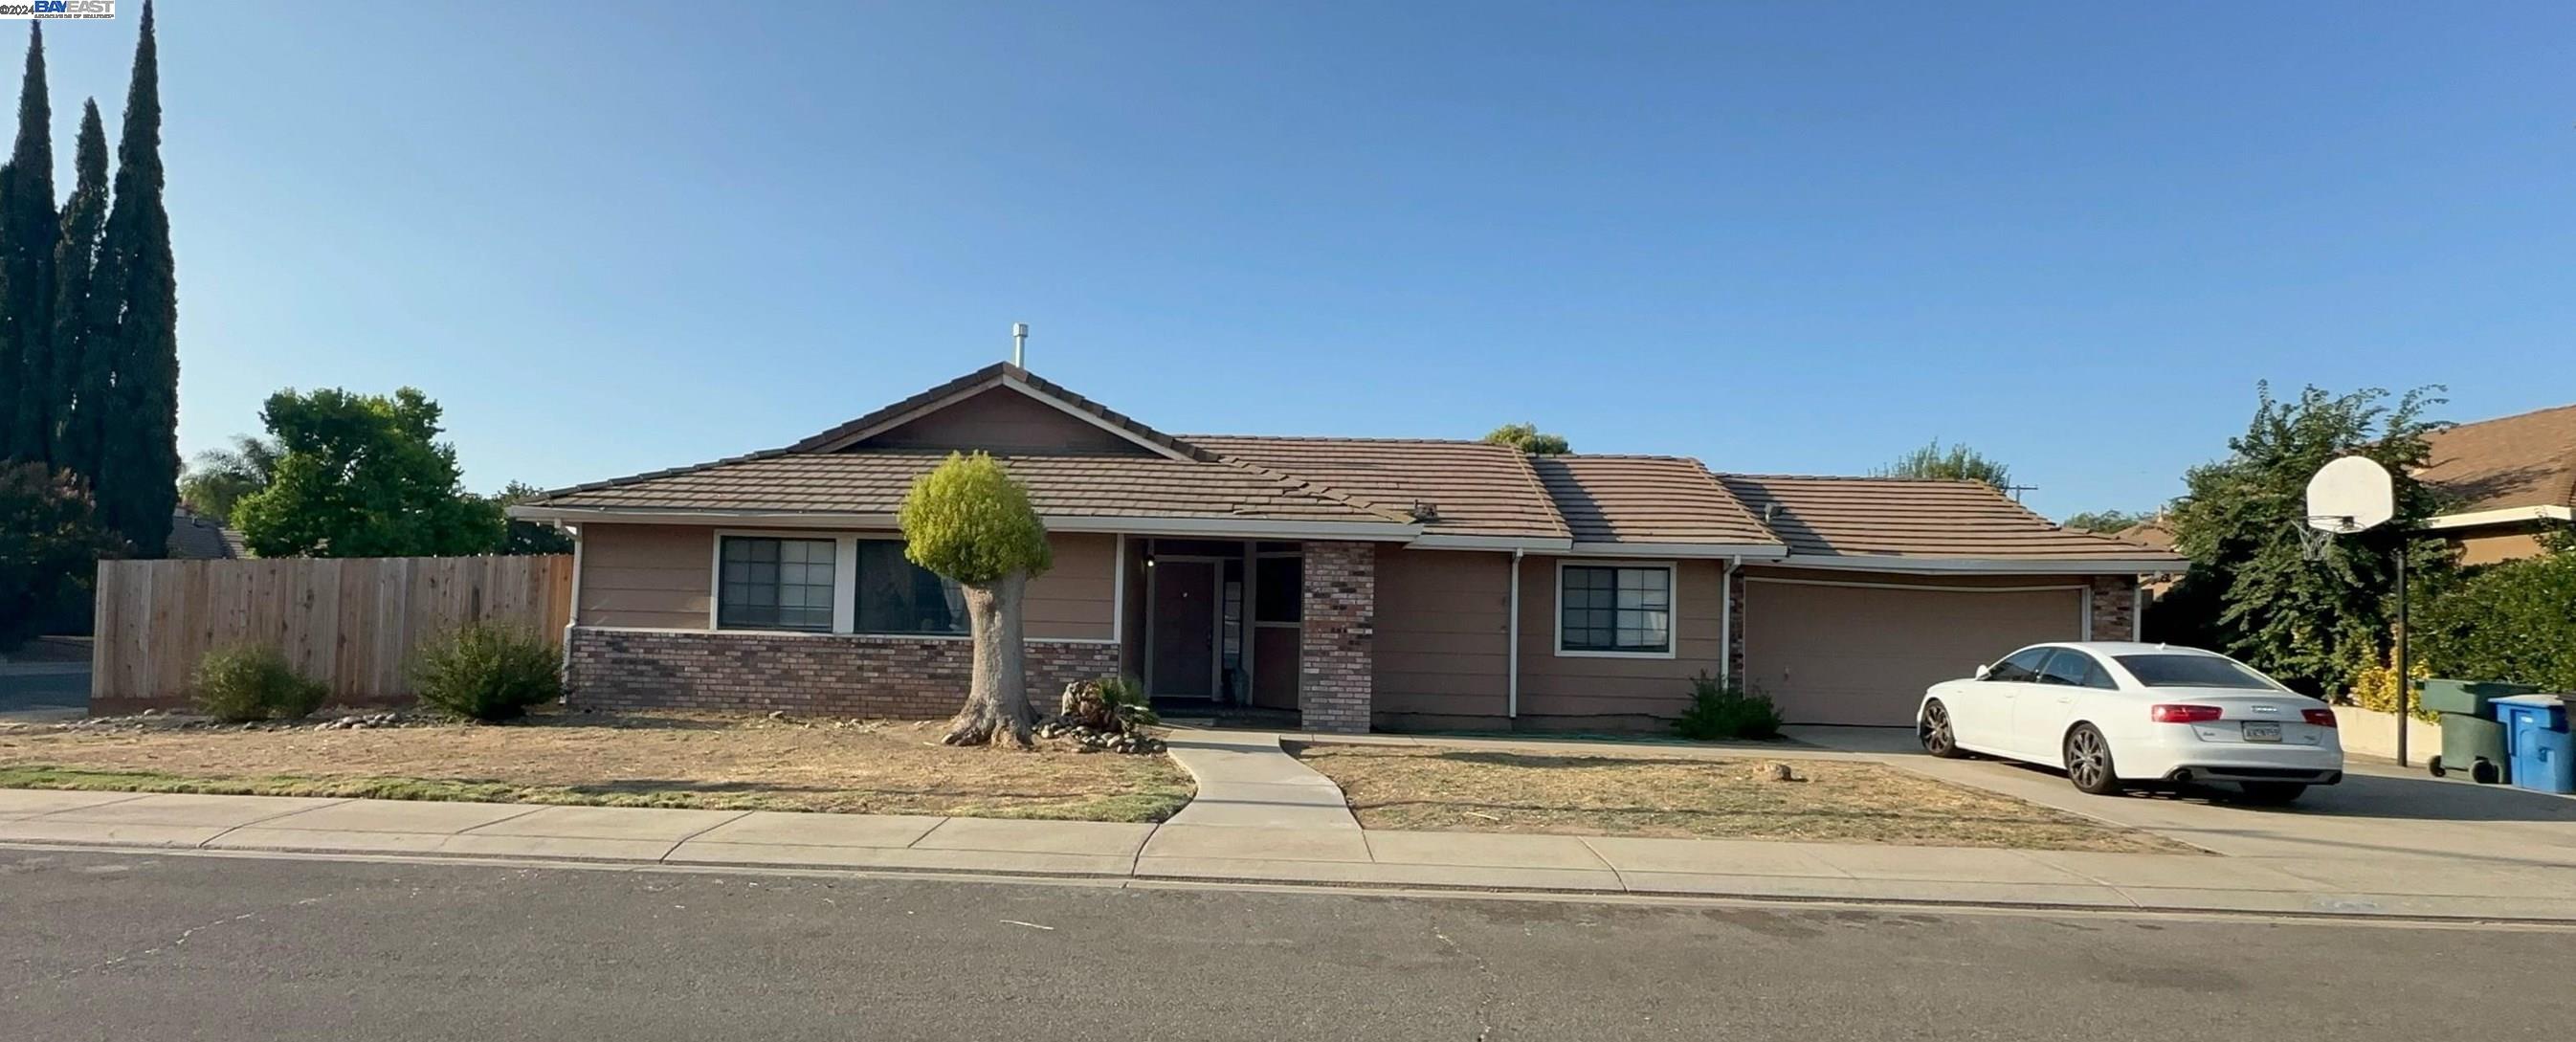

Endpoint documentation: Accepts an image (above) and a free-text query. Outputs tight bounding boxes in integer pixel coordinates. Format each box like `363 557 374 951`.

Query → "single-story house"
2414 403 2575 565
508 363 2183 733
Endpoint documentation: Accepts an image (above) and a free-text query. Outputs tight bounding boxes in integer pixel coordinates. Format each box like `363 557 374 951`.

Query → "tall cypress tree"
95 1 174 556
0 24 52 464
50 100 106 481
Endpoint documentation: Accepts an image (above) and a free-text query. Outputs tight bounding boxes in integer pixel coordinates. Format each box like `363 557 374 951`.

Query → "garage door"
1743 579 2086 726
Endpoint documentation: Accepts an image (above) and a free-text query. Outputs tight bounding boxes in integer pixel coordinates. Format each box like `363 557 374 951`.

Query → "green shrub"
411 623 562 721
190 645 330 722
2411 536 2576 693
1674 673 1784 741
1094 675 1159 732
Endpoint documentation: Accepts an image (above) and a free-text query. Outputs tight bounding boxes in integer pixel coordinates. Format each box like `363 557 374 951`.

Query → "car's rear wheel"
2064 723 2122 795
2235 782 2308 805
1920 699 1965 759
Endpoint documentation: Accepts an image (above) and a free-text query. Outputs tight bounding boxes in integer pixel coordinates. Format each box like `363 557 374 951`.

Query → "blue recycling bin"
2493 695 2575 795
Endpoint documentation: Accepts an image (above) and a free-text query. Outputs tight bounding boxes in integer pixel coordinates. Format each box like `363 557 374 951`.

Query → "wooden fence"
91 554 574 712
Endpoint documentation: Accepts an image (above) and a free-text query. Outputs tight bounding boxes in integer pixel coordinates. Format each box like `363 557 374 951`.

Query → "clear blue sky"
31 2 2576 521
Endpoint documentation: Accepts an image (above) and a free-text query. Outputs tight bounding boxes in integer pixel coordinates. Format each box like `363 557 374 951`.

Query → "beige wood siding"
2452 526 2547 566
855 388 1154 455
575 524 1117 640
1372 547 1512 722
1742 572 2086 726
1515 555 1727 721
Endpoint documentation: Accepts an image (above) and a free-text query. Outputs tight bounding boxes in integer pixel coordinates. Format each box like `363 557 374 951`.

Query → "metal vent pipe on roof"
1011 322 1029 367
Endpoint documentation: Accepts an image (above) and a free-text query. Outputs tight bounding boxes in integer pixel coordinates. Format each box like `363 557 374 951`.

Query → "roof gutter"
507 505 1425 542
1764 553 2186 576
2418 505 2574 531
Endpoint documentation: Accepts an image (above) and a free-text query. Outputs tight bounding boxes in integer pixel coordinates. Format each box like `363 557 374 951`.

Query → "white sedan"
1917 642 2344 804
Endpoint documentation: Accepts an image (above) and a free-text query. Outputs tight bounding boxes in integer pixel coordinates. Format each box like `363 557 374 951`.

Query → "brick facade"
565 628 1121 719
2088 575 2140 641
1297 541 1376 734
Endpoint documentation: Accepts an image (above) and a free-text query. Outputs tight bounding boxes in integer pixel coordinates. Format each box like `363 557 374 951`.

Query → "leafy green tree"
231 388 504 558
2161 383 2450 696
899 452 1054 747
91 1 177 558
49 100 108 480
177 433 279 525
0 462 116 648
492 481 573 555
2411 530 2576 692
0 25 55 464
2064 509 2152 533
1875 439 2012 488
1481 423 1570 455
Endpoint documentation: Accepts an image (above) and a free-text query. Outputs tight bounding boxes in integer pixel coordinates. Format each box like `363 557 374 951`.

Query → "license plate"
2242 721 2282 743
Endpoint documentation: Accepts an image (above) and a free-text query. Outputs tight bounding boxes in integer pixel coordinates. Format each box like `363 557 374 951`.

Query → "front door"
1149 561 1218 698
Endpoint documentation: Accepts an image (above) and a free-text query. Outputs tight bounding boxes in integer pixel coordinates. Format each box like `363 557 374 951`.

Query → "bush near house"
411 623 563 721
1674 674 1784 741
190 646 329 722
2409 533 2576 693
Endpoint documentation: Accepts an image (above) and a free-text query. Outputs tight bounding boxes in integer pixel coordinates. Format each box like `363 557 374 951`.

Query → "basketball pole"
2394 540 2410 768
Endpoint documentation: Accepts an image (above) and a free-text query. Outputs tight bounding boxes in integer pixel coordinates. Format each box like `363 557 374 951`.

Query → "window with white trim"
1559 565 1672 654
718 537 835 632
851 540 967 635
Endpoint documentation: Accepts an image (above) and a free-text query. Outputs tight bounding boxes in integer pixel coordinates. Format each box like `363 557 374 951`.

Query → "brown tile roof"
2418 403 2576 515
1185 435 1570 539
535 450 1407 523
1530 455 1776 545
2111 519 2176 551
1714 475 2183 565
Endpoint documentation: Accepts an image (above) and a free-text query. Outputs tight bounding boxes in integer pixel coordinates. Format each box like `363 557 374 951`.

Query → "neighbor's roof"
1714 475 2179 565
1185 435 1572 540
2417 403 2576 516
167 507 244 560
1531 454 1775 546
533 450 1407 524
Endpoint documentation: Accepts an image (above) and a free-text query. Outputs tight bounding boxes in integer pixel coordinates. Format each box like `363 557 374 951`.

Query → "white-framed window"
1557 562 1675 656
717 536 836 632
850 539 967 636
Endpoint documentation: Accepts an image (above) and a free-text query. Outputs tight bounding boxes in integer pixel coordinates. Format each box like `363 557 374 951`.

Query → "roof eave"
1763 553 2186 576
2419 505 2574 531
508 505 1424 542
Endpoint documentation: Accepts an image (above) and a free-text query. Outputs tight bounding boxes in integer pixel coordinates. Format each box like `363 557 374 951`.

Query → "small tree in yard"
899 452 1054 747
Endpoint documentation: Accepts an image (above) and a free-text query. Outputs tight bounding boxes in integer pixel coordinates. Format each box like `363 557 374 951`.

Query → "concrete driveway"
1790 725 2576 870
0 662 88 721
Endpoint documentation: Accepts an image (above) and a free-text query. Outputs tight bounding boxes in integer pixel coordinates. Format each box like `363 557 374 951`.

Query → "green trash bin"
2420 679 2540 717
2423 679 2539 784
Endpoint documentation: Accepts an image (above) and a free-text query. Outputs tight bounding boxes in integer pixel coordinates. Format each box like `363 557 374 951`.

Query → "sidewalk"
11 786 2576 922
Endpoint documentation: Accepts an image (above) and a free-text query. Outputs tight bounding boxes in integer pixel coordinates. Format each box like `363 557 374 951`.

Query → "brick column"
1298 541 1376 734
2088 575 2139 641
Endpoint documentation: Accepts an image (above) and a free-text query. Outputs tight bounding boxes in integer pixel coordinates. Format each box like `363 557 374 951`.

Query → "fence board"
89 554 573 713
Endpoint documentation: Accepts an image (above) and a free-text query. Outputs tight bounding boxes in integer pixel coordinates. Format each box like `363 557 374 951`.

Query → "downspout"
1506 548 1523 719
559 523 584 678
1719 555 1739 689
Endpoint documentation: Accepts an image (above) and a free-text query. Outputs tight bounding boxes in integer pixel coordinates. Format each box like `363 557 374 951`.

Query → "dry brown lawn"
1293 743 2187 853
0 711 1193 822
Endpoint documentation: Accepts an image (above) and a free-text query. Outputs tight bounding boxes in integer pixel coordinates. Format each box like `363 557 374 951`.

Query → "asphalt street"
4 847 2568 1041
0 669 85 714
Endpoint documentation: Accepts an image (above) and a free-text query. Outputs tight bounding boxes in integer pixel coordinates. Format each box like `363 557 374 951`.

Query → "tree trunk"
943 570 1034 748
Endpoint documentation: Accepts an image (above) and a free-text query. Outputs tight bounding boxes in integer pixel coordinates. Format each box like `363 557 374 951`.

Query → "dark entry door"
1150 561 1218 698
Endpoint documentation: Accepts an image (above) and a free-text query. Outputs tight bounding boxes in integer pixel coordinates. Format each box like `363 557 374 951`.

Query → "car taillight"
2150 704 2224 723
2303 708 2337 728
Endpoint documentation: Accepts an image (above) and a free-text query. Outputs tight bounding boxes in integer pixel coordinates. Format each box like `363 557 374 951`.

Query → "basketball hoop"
2292 521 2343 562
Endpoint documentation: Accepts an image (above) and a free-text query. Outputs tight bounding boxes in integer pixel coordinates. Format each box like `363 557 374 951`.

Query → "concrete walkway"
11 785 2576 922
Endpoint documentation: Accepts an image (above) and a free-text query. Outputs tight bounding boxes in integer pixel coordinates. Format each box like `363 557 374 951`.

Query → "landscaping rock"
1756 762 1803 783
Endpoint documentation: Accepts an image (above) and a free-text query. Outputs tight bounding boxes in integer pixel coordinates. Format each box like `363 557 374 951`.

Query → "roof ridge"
1503 451 1574 540
531 447 798 501
786 363 1212 461
1183 433 1493 447
1206 454 1417 524
2436 401 2576 432
1714 472 1994 485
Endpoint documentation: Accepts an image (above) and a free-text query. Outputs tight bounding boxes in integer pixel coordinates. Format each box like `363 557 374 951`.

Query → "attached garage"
1741 576 2090 726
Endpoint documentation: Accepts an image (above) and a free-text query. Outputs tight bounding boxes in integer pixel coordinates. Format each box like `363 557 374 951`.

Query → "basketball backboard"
2305 455 2395 533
